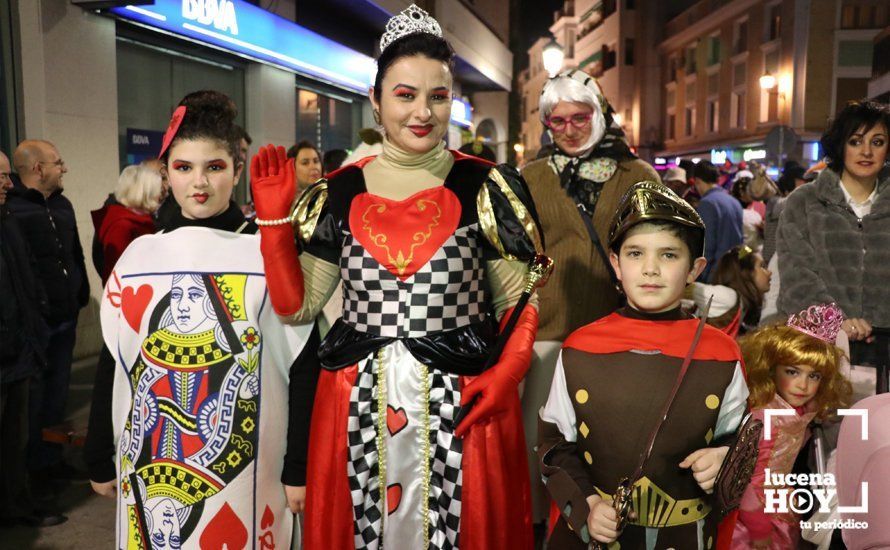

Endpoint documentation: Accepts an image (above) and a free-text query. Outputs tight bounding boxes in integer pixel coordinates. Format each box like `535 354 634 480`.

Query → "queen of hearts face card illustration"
102 227 311 549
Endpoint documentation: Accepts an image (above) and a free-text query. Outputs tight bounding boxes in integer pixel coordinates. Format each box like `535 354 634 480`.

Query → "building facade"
3 0 512 358
518 0 886 170
657 0 887 169
870 25 890 101
517 0 665 161
518 36 554 160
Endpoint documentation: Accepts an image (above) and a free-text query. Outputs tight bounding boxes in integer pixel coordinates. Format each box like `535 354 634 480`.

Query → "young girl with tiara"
88 90 318 549
721 303 852 549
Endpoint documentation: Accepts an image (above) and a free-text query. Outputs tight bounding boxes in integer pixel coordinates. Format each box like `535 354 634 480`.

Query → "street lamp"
759 70 777 91
542 37 564 77
759 70 787 166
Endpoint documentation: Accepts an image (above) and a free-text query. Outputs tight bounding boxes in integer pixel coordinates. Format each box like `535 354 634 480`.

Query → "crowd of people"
1 3 889 550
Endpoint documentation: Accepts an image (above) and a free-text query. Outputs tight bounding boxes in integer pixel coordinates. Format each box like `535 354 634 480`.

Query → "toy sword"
593 298 712 548
454 254 553 427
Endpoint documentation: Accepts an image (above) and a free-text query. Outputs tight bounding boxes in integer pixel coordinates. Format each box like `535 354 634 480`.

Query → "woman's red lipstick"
193 193 209 204
409 125 433 137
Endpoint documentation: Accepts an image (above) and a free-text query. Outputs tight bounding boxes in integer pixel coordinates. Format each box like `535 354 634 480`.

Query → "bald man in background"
0 150 65 527
6 140 88 504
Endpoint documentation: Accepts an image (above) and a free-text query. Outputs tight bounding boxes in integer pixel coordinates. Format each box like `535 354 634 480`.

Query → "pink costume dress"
728 394 817 549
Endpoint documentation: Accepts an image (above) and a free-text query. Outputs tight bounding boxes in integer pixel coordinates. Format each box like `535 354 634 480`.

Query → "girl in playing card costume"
250 5 542 549
721 303 852 550
90 91 318 549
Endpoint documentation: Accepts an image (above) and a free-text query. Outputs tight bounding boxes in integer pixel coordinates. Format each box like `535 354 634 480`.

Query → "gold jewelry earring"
373 109 381 125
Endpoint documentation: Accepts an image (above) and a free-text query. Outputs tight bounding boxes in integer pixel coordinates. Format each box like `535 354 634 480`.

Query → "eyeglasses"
545 113 593 132
39 159 65 168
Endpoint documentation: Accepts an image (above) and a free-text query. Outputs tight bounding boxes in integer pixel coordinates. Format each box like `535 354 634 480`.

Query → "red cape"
563 311 743 364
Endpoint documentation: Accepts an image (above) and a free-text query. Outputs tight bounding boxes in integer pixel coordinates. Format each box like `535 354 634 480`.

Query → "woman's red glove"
250 145 304 316
251 145 295 219
454 305 538 438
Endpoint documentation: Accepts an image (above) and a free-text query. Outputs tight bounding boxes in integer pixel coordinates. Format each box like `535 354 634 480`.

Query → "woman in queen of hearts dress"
250 5 541 549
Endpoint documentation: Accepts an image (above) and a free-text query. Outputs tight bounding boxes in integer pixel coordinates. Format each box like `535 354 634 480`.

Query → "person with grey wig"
519 69 659 525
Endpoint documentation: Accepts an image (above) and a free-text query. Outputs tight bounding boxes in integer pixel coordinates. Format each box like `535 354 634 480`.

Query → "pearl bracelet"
255 212 296 226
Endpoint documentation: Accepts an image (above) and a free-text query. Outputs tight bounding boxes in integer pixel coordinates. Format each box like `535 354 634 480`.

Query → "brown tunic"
538 309 747 549
522 157 659 341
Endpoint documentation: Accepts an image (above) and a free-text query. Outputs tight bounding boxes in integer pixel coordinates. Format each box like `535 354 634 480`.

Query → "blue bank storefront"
95 0 474 205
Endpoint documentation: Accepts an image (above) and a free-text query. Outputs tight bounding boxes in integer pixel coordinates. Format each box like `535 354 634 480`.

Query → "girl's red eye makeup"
208 160 228 169
394 87 414 96
171 161 189 170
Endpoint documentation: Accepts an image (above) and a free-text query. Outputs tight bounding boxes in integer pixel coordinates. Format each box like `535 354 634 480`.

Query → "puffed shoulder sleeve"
293 180 339 264
476 163 545 261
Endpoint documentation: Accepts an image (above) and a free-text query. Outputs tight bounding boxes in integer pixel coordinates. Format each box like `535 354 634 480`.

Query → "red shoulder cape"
563 312 743 363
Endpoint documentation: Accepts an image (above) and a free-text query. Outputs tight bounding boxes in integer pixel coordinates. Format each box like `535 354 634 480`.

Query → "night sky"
516 0 565 66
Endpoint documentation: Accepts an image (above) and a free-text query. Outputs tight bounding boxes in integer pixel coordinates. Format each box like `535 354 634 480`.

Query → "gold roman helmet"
608 180 704 254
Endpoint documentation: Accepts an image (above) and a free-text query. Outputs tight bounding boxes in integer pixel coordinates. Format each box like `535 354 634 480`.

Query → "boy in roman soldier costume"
538 181 749 549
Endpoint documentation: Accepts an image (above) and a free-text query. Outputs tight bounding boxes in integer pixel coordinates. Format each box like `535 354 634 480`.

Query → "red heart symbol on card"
121 284 153 333
386 483 402 516
261 504 274 529
349 188 461 280
386 405 408 437
199 502 248 550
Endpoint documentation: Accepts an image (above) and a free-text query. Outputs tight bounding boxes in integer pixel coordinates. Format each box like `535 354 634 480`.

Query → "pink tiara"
786 303 844 343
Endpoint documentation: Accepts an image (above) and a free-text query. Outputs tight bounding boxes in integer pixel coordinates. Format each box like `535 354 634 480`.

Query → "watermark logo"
762 408 869 532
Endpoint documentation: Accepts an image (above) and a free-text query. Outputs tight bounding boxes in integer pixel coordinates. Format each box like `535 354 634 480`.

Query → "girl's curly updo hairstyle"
740 325 852 420
161 90 241 164
820 100 890 173
373 33 455 104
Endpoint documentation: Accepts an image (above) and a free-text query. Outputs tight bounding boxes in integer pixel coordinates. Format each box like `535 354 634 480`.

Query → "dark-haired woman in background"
250 5 539 548
286 140 322 196
777 99 890 382
86 90 318 549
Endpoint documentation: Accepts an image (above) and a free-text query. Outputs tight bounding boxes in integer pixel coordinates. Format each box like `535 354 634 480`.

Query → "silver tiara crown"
379 4 443 53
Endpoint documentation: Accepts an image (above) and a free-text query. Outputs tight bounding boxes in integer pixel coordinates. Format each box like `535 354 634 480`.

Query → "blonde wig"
740 324 852 420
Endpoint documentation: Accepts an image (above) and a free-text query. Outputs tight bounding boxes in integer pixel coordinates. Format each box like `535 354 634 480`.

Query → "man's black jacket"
0 203 49 381
6 176 89 324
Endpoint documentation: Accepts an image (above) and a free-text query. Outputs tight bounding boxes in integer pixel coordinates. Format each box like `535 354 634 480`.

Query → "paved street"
1 356 116 550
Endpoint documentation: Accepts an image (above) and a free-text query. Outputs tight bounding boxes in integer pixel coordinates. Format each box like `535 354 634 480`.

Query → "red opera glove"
454 305 538 438
250 145 304 316
251 145 295 220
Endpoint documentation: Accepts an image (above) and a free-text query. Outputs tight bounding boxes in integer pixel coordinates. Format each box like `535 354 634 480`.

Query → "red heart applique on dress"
349 187 461 280
121 284 153 333
199 502 248 550
386 483 402 515
386 405 408 437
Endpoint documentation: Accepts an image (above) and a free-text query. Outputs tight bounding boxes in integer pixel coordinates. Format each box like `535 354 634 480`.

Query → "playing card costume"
99 220 315 549
538 182 750 549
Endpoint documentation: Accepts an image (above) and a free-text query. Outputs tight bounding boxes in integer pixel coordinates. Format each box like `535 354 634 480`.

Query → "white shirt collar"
839 181 878 215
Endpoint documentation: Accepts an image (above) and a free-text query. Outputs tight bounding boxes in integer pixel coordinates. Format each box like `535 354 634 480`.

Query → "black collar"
161 201 255 234
618 305 689 321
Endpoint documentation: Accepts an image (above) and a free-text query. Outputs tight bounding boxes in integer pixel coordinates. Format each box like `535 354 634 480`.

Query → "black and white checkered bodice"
340 223 488 338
